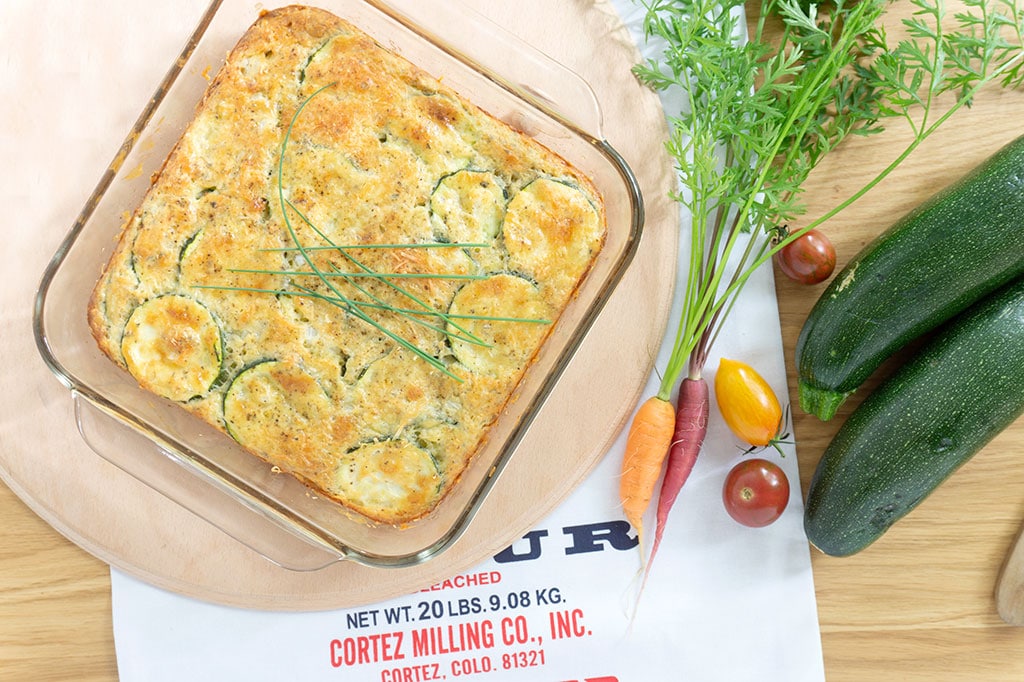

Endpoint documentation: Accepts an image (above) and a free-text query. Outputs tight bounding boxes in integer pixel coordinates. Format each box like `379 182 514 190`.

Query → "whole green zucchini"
803 276 1024 557
796 134 1024 421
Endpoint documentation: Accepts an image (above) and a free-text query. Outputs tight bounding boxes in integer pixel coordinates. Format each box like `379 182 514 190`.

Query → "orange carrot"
619 395 676 549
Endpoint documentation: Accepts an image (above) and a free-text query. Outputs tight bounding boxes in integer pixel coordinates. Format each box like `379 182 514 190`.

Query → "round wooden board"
0 0 677 610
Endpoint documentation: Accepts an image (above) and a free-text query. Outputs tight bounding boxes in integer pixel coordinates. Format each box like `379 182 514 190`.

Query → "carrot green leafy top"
633 0 1024 396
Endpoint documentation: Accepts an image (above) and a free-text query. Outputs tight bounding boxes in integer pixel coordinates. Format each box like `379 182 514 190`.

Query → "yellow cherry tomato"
714 358 783 448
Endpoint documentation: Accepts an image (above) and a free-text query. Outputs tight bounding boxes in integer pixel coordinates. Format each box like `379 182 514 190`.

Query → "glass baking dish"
33 0 643 570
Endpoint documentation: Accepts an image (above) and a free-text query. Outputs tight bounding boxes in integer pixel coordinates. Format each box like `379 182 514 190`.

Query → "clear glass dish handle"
73 391 343 572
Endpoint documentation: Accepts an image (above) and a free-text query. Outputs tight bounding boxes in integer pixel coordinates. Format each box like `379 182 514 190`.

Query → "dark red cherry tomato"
722 458 790 527
775 229 836 284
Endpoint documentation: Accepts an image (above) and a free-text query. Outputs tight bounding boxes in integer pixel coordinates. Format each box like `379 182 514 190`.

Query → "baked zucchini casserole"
88 5 606 525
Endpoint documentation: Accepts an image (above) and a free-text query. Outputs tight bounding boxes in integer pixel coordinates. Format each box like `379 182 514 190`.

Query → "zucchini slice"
503 178 603 291
120 295 223 402
429 169 505 271
385 93 475 173
330 439 442 523
179 227 204 261
352 349 437 434
130 194 206 289
129 220 179 289
446 273 552 377
222 359 331 451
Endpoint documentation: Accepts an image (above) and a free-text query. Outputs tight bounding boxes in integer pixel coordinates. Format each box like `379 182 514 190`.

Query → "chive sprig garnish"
282 196 488 347
226 267 489 281
191 283 551 325
260 242 491 252
193 82 549 378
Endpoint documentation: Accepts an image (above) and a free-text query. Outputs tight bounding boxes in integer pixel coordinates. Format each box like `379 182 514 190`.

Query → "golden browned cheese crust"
88 5 605 525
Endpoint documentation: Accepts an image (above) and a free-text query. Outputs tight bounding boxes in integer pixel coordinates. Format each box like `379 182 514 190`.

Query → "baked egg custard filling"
89 6 606 524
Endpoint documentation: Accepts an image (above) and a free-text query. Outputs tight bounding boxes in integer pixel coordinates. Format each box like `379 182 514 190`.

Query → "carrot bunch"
620 379 708 564
620 371 711 605
619 0 895 592
620 0 1024 604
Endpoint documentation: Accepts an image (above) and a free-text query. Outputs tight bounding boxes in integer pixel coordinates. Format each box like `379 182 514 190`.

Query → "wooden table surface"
775 57 1024 682
5 1 1024 680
